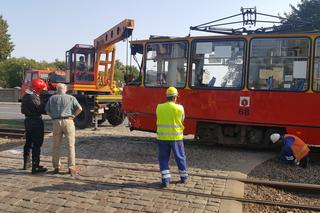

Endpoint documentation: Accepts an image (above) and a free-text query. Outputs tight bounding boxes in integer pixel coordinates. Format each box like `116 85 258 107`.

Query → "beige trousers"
52 119 76 169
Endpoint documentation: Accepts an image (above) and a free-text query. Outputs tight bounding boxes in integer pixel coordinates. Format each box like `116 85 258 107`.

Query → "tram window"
190 40 245 89
127 44 143 86
248 38 310 91
145 42 188 88
313 38 320 91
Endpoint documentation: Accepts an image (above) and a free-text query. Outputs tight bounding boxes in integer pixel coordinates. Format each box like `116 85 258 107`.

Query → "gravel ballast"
245 156 320 213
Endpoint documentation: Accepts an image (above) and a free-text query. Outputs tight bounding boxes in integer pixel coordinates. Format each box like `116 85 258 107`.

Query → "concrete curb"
219 172 247 213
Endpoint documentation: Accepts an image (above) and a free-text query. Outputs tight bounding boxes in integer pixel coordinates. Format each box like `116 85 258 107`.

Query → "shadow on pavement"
0 168 26 176
29 180 164 193
37 133 274 174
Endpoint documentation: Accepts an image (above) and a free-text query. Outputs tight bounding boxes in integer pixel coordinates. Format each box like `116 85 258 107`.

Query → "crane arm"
94 19 135 51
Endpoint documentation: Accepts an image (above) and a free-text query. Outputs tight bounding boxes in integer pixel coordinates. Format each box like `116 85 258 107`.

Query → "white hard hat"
270 133 281 143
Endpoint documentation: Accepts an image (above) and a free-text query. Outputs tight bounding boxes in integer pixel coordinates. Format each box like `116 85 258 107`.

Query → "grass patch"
0 119 24 128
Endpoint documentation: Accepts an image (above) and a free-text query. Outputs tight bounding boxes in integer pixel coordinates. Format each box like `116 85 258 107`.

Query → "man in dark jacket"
21 78 48 174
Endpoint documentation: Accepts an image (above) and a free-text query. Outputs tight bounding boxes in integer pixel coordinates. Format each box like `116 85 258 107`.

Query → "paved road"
0 125 274 213
0 102 50 120
0 102 24 120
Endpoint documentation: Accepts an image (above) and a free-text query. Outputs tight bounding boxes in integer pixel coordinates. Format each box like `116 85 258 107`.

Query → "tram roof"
130 32 320 44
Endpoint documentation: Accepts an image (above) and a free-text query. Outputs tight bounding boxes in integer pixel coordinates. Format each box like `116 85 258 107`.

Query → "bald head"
56 83 67 94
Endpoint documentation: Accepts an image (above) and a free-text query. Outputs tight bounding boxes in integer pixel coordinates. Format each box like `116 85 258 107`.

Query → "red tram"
123 33 320 147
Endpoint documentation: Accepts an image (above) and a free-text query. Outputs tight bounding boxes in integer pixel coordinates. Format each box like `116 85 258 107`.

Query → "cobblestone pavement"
0 124 274 213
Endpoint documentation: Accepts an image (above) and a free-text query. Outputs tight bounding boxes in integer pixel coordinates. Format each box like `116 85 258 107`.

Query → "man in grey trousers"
45 83 82 175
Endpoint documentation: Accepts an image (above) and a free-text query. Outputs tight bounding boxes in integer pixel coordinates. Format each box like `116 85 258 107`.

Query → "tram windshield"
145 41 188 88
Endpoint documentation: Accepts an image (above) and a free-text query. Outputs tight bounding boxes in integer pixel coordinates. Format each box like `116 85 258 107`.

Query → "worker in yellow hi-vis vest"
156 87 188 188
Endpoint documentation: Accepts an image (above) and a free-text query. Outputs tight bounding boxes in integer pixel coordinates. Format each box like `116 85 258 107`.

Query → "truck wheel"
74 103 92 129
106 105 125 126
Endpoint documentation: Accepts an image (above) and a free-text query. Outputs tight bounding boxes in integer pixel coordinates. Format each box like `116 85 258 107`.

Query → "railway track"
0 128 51 139
59 162 320 211
0 128 25 139
67 174 320 211
60 178 320 212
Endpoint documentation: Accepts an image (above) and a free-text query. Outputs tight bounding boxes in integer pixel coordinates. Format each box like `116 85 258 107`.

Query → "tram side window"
190 40 245 89
313 38 320 91
248 38 310 91
145 42 187 88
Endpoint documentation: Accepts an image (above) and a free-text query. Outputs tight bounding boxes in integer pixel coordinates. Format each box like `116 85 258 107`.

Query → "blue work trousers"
279 145 295 165
157 140 188 185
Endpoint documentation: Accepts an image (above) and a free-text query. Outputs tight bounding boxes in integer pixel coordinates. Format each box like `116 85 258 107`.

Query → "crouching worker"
21 79 48 174
156 87 188 188
270 133 310 168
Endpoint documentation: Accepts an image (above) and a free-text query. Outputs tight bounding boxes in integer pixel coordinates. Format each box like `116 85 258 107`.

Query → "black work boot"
23 155 31 170
31 161 47 174
300 156 309 169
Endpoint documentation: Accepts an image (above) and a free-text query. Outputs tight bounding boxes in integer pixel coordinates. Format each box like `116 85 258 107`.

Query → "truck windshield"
75 53 95 82
48 72 66 83
40 73 49 79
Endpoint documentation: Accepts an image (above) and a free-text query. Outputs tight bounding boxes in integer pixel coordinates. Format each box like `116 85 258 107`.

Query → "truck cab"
65 44 95 84
21 69 65 97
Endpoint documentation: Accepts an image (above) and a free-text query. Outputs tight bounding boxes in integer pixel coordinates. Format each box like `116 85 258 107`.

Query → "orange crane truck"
54 19 134 129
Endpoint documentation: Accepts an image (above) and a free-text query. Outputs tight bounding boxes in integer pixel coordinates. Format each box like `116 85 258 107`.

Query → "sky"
1 0 299 64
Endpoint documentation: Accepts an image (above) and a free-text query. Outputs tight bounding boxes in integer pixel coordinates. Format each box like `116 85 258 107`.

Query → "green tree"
113 59 139 84
0 15 14 61
52 59 67 70
281 0 320 32
114 60 125 82
0 58 40 87
0 57 66 88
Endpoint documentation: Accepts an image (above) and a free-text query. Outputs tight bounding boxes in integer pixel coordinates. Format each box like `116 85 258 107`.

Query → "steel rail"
0 128 51 139
0 128 25 133
0 128 25 139
0 128 51 134
70 180 320 211
0 132 25 139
